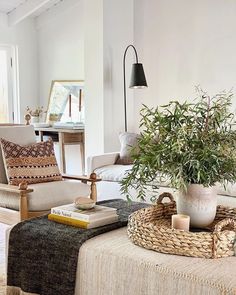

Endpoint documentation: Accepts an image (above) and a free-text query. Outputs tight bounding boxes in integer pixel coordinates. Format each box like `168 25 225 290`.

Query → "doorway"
0 45 19 123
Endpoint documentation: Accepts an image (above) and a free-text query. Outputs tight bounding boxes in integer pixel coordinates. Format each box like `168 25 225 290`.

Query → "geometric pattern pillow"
0 138 62 185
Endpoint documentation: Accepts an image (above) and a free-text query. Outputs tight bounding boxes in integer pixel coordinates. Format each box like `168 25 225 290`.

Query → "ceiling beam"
35 0 79 29
8 0 51 26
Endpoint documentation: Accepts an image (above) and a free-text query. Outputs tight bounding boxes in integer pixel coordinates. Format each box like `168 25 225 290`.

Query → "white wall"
2 0 234 158
134 0 236 131
36 0 85 174
36 0 84 108
103 0 134 152
84 0 104 157
84 0 134 156
0 15 38 122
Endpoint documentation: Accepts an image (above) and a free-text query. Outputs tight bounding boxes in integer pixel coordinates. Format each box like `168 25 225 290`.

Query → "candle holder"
171 214 190 231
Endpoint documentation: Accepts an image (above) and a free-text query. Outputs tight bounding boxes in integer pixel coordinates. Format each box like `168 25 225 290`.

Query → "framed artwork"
46 80 84 124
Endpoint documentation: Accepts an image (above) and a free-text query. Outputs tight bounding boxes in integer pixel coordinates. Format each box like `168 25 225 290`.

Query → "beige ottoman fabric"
77 228 236 295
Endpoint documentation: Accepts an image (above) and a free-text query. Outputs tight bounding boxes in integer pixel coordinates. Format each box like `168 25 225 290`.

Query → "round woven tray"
127 193 236 258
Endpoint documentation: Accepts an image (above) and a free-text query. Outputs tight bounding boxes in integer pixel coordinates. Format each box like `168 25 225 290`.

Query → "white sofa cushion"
216 182 236 197
94 165 133 182
92 153 236 199
94 164 171 187
0 180 90 211
87 152 119 175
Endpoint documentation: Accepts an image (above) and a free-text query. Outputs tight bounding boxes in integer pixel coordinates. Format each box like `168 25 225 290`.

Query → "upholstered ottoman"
6 194 236 295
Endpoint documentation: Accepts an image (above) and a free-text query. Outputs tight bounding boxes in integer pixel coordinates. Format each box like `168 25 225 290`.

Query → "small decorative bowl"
74 197 96 210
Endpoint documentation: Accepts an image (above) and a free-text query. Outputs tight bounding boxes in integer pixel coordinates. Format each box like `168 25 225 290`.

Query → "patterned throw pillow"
0 138 62 185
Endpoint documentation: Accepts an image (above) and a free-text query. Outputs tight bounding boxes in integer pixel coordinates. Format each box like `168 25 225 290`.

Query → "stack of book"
48 203 118 229
53 122 84 129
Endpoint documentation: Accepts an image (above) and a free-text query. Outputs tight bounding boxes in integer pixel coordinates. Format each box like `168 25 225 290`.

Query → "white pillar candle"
172 214 190 231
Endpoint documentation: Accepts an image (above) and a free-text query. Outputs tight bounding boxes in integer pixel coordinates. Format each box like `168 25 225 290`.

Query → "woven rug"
0 223 9 295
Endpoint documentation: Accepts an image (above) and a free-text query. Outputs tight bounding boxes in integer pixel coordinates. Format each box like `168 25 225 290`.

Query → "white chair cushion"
0 180 91 211
94 165 133 182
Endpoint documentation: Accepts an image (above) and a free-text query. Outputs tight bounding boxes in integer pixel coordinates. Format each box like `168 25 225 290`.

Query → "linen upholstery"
94 165 172 188
1 138 62 185
115 132 139 165
0 125 36 184
94 164 133 182
87 152 119 175
0 180 90 211
6 227 236 295
77 227 236 295
89 153 236 199
216 182 236 197
5 195 236 295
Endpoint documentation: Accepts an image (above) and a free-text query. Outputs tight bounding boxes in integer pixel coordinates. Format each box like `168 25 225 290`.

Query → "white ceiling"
0 0 26 14
0 0 63 16
31 0 62 17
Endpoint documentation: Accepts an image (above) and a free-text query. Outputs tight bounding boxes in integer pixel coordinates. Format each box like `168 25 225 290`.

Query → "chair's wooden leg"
90 182 97 202
20 191 28 221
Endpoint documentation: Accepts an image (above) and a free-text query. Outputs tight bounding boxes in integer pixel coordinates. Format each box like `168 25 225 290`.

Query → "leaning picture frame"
46 80 84 125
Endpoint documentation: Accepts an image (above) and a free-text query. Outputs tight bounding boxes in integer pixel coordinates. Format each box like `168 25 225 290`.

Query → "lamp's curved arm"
123 45 139 132
123 45 139 64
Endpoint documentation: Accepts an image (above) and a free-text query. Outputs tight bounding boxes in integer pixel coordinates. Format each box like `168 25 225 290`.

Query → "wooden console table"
34 127 85 175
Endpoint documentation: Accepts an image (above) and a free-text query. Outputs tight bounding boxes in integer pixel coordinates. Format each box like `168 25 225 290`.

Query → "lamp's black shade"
129 63 148 88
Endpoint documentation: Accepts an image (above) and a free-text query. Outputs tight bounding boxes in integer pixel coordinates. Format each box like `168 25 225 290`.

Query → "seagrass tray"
127 193 236 258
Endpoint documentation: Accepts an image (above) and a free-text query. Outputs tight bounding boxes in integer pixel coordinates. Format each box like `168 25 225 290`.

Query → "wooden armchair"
0 125 101 225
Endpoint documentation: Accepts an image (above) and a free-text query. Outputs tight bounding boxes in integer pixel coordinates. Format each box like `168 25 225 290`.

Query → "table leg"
58 132 66 173
39 131 43 142
80 140 85 175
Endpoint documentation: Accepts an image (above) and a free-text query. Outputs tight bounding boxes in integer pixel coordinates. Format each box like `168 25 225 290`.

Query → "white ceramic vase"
31 116 39 123
177 184 217 228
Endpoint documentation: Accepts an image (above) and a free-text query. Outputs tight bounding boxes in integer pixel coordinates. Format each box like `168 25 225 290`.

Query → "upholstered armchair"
0 125 100 225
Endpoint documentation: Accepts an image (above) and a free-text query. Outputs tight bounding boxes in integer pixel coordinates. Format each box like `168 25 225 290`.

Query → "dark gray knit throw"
7 199 149 295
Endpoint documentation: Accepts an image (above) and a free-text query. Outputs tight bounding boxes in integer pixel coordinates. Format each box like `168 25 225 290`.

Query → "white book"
87 215 119 229
49 214 119 229
51 203 117 222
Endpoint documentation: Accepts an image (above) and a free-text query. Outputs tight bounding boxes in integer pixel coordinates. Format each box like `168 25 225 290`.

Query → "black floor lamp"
123 44 148 132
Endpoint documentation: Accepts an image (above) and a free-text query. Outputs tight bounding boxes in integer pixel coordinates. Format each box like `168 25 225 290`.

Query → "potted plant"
26 106 45 123
120 89 236 228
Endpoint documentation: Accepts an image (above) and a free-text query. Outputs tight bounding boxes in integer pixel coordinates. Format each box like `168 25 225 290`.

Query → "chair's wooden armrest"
0 183 33 194
62 173 102 183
